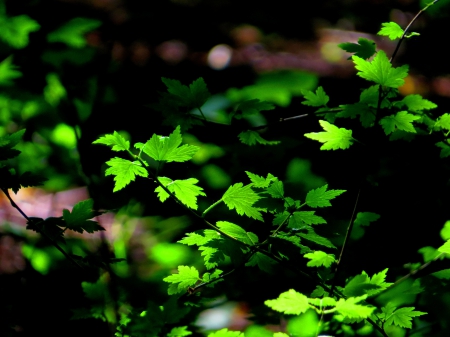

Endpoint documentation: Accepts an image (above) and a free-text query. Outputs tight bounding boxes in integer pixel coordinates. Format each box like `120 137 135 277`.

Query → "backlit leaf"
93 131 130 152
222 183 263 220
155 177 206 210
304 120 354 150
304 251 335 267
306 184 345 208
265 289 309 315
378 22 404 40
163 265 200 295
105 157 148 192
379 111 420 135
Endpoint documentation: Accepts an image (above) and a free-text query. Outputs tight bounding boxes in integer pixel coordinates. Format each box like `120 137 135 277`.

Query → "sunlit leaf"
378 22 404 40
222 183 263 220
379 111 420 135
304 251 335 267
105 157 148 192
265 289 309 315
163 265 200 295
304 120 354 150
155 177 206 210
93 131 130 152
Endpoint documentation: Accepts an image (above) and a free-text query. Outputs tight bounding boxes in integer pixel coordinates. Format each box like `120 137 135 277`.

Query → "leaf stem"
329 188 361 296
201 199 223 218
390 0 440 64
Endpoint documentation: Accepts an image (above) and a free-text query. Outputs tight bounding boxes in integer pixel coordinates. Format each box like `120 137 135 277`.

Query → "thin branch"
390 0 440 63
1 188 84 270
330 189 361 296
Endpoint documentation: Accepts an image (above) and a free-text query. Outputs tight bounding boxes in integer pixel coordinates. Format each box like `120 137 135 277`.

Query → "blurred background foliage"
1 0 450 336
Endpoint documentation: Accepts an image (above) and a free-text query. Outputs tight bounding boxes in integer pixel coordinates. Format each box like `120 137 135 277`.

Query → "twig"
330 189 361 296
390 0 440 63
1 187 84 270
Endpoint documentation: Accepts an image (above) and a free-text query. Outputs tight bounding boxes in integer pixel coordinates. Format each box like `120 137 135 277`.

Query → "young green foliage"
288 211 326 229
338 38 376 60
352 50 409 88
265 289 310 315
155 177 206 210
378 22 404 40
238 130 280 146
246 171 277 188
334 295 375 319
162 77 210 109
216 221 259 245
380 304 427 329
62 199 104 233
208 329 244 337
167 326 192 337
163 265 201 295
379 111 420 135
92 131 130 152
436 140 450 158
344 269 392 297
304 251 335 267
142 126 199 162
434 113 450 131
301 86 329 107
305 120 354 150
104 158 148 192
394 94 437 112
305 184 346 208
221 183 263 221
0 13 40 49
354 212 380 227
0 56 22 86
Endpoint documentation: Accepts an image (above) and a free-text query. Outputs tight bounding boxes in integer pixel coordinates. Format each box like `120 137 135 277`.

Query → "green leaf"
178 230 220 246
216 221 258 245
379 111 420 135
338 38 377 59
238 130 280 146
335 296 374 319
246 171 277 188
297 230 336 249
337 103 375 128
162 77 210 108
434 113 450 131
308 297 337 307
105 157 148 192
289 211 326 229
438 239 450 254
47 18 101 48
167 326 192 337
384 307 427 329
436 140 450 158
163 265 200 295
378 22 404 40
301 86 329 107
304 120 354 150
155 177 206 210
266 180 284 198
143 126 199 162
202 269 223 283
0 56 21 86
306 184 345 208
222 183 263 220
62 199 104 233
0 14 40 49
273 333 290 337
0 129 25 161
246 251 276 273
233 99 274 119
265 289 310 315
92 131 130 152
344 269 392 297
394 94 437 112
304 251 335 267
354 212 380 226
208 329 244 337
352 51 409 88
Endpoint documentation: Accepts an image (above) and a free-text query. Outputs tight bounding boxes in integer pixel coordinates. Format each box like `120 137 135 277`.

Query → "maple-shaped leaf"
352 51 409 88
208 329 244 337
344 274 380 297
266 180 284 198
288 211 326 229
297 230 336 249
238 130 280 146
354 212 380 226
221 183 263 220
92 131 130 152
47 18 101 48
379 111 420 135
434 113 450 131
335 296 374 319
394 94 437 112
62 199 104 233
143 126 199 162
436 140 450 158
306 184 345 208
338 38 377 60
178 230 220 246
246 251 276 273
301 86 329 107
216 221 258 245
155 177 206 210
0 56 22 86
233 99 274 119
162 77 210 108
105 157 148 192
384 307 426 329
202 269 223 284
167 326 192 337
337 103 375 128
304 251 335 267
265 289 310 315
199 245 224 269
163 265 200 295
245 171 277 188
304 120 354 150
0 14 40 49
378 22 404 40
